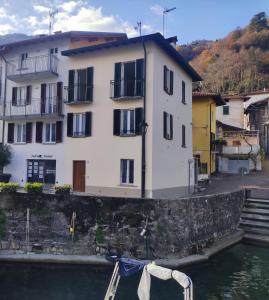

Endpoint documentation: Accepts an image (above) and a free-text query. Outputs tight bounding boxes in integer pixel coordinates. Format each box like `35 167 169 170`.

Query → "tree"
249 12 267 32
0 144 12 175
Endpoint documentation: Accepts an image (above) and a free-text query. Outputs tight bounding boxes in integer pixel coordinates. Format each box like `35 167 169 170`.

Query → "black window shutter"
85 112 92 136
135 107 143 135
57 82 63 114
41 83 46 113
86 67 94 101
163 111 167 139
170 114 173 140
163 66 168 92
26 86 32 105
170 71 173 95
182 125 186 147
67 113 73 137
136 59 144 97
68 70 75 102
56 121 63 143
36 122 43 143
113 109 121 135
7 123 14 143
26 122 32 143
129 160 134 184
12 87 17 106
182 81 186 103
114 63 121 98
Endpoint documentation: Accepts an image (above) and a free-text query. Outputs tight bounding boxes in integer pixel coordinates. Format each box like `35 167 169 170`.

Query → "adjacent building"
192 92 225 179
0 32 201 198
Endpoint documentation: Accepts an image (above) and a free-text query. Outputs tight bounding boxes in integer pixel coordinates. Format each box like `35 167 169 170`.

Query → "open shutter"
41 83 46 114
56 121 63 143
170 114 173 140
182 81 186 103
129 160 134 184
85 112 92 136
26 86 32 105
182 125 186 147
170 71 173 95
135 107 143 135
163 66 168 92
67 113 73 137
136 59 144 97
163 111 167 139
12 87 17 106
26 122 32 143
7 123 14 143
86 67 93 101
113 109 121 136
114 63 121 98
57 82 63 114
36 122 43 143
68 70 75 102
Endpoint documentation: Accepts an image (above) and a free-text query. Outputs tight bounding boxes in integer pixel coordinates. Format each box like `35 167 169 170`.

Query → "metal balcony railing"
7 55 59 79
66 84 93 104
3 98 62 119
110 79 144 99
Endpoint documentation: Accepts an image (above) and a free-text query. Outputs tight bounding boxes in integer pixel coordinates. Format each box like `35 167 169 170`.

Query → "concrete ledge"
0 230 244 268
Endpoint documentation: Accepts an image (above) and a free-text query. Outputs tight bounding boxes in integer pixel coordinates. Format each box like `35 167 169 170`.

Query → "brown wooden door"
73 161 86 192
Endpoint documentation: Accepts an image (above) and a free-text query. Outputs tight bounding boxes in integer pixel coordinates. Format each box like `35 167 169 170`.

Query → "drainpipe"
0 52 7 144
141 39 147 198
209 103 212 175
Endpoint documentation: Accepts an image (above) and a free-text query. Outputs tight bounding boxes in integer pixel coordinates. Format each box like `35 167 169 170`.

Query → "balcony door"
73 161 86 192
123 62 135 97
45 83 57 114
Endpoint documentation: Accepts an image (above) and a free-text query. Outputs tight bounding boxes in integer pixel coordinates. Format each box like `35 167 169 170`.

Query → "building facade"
192 92 225 179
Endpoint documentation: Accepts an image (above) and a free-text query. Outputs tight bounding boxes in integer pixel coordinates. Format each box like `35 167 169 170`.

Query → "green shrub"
24 182 44 194
0 182 19 193
54 184 71 195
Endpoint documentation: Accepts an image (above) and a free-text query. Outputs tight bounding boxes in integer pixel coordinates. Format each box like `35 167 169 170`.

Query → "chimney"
165 36 178 48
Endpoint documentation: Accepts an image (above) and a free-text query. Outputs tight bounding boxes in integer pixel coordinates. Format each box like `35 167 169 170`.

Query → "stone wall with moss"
0 191 245 259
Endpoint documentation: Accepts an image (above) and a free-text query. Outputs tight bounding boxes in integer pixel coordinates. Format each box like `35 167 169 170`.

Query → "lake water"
0 243 269 300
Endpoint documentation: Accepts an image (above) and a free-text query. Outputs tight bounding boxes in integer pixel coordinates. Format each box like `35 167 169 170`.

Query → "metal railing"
4 98 61 117
222 130 259 138
66 84 93 103
7 54 59 77
110 79 144 99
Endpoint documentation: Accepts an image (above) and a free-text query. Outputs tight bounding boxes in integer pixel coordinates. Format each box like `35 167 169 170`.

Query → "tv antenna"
135 21 142 36
163 7 176 37
49 8 58 35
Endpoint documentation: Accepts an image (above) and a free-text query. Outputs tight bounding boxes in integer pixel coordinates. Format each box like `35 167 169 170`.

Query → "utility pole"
163 7 176 37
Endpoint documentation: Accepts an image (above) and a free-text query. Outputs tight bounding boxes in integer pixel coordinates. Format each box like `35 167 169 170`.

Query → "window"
182 125 186 147
121 110 135 135
20 53 28 69
163 65 173 95
12 86 32 106
73 113 86 137
44 123 56 143
120 159 134 184
163 111 173 140
16 123 26 143
182 81 186 104
223 106 229 115
113 59 144 98
50 48 58 55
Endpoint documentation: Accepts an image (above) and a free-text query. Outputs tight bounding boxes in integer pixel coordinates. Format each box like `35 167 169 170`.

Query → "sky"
0 0 268 44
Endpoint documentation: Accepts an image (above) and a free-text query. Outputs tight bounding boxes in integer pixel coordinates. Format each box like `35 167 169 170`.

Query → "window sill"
65 101 92 105
119 133 137 137
14 142 26 145
43 142 56 145
118 183 137 187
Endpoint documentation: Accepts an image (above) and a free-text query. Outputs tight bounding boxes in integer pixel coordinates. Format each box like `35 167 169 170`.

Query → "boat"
104 257 193 300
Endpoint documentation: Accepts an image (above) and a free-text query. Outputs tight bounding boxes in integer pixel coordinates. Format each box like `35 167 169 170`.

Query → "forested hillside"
178 12 269 94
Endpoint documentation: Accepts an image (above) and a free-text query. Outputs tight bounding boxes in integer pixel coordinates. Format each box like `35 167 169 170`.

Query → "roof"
0 31 127 52
247 89 269 96
224 94 250 102
61 33 202 82
216 120 244 131
192 92 226 106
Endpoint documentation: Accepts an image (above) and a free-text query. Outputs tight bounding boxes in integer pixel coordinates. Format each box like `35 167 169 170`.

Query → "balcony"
222 145 260 156
110 79 144 100
0 98 63 120
65 84 93 105
7 55 59 82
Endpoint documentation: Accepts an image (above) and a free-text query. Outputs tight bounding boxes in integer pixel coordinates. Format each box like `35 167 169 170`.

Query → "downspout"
0 53 7 144
209 103 212 175
141 39 147 198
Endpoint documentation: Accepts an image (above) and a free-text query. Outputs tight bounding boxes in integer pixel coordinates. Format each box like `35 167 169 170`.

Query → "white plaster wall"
216 99 245 128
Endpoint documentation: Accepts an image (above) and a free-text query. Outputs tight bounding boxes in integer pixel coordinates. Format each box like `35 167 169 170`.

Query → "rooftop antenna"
135 21 142 36
163 7 176 37
49 8 58 35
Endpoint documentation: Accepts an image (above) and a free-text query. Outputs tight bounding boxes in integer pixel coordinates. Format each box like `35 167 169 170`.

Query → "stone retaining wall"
0 191 245 259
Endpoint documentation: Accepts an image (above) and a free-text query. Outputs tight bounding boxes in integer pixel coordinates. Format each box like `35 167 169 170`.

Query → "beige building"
61 33 201 198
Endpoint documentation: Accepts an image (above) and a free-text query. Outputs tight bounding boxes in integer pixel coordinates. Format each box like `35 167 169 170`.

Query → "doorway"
73 161 86 192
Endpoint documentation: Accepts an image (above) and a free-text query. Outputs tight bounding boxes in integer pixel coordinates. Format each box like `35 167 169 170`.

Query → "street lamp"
163 7 176 37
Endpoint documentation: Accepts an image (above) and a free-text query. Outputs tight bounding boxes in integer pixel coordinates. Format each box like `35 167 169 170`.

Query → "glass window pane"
51 124 56 142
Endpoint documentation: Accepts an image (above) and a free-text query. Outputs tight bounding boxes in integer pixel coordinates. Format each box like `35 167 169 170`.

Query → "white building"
1 32 201 198
0 31 126 186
